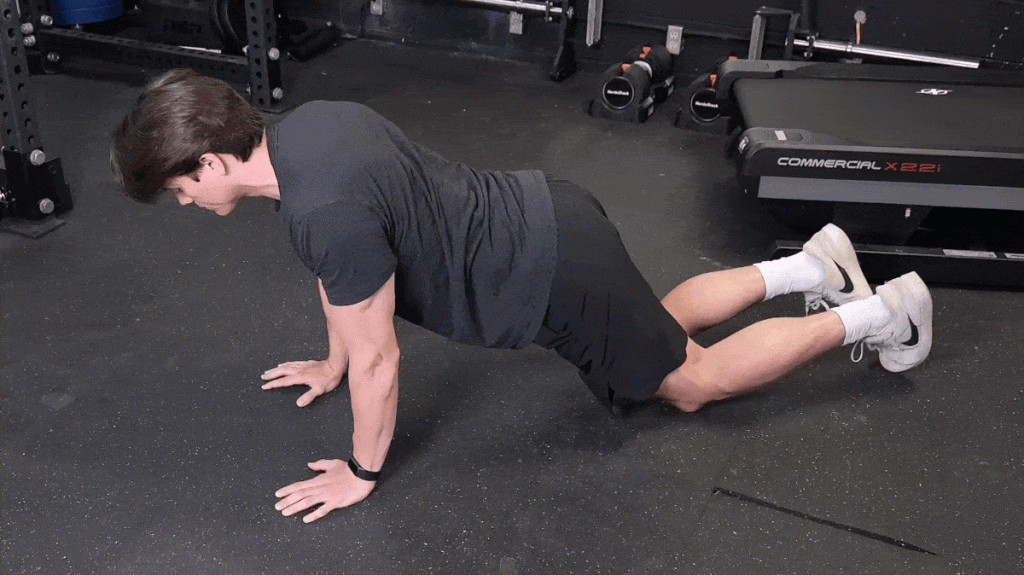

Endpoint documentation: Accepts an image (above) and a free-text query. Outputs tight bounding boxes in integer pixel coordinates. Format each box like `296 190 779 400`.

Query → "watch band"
348 456 381 482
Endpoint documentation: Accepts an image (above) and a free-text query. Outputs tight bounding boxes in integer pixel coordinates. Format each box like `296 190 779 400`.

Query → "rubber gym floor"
2 40 1022 575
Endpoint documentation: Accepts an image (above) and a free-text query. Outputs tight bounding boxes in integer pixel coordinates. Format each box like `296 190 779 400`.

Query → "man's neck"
239 130 281 201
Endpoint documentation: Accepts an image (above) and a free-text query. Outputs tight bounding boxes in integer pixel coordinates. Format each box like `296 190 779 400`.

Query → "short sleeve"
290 201 397 306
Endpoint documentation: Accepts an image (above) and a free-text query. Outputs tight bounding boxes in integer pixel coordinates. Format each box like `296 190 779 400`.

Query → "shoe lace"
805 297 831 315
850 340 865 363
849 339 882 363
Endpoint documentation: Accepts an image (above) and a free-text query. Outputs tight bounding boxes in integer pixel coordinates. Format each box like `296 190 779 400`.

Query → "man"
111 69 933 523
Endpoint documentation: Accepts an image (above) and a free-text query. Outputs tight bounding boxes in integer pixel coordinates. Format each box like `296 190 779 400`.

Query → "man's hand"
261 360 346 407
274 459 375 523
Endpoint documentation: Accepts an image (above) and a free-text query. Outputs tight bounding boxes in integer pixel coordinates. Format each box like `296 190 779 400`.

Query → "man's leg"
657 271 932 412
655 311 845 412
660 266 767 335
663 224 874 335
655 224 931 412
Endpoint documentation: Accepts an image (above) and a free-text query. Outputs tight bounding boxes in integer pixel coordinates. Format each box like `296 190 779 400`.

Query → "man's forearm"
316 274 400 476
348 351 400 473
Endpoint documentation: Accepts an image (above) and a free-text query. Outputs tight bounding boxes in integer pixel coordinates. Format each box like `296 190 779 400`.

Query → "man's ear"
197 153 228 177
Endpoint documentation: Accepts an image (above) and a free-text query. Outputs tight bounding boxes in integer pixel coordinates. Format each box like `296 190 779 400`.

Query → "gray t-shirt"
269 101 557 350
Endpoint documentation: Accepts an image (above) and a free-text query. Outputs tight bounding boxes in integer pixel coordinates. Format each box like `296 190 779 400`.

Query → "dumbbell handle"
628 60 653 78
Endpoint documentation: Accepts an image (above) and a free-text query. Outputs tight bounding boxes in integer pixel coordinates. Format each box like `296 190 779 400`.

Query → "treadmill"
715 59 1024 287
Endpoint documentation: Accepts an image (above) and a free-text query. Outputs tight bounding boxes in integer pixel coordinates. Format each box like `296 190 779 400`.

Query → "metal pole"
748 11 767 60
0 0 42 157
460 0 566 16
243 0 284 111
39 28 250 83
793 37 981 69
586 0 602 46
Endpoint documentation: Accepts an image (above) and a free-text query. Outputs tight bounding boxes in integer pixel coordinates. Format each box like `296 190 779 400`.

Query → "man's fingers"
275 476 319 499
277 492 335 522
276 495 302 514
279 494 319 517
261 372 321 391
275 463 336 499
261 375 301 390
262 377 313 391
274 481 337 519
261 361 315 380
261 364 290 379
296 389 321 407
275 483 302 500
307 459 340 472
303 503 334 523
276 481 326 512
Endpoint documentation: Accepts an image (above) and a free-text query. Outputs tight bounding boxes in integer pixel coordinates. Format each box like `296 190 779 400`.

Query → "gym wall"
295 0 1022 78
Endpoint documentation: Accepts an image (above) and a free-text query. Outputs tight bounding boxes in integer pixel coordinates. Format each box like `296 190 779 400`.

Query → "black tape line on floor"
712 487 939 557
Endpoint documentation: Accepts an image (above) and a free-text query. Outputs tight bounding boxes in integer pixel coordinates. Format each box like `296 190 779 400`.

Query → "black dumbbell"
600 63 652 111
675 73 731 134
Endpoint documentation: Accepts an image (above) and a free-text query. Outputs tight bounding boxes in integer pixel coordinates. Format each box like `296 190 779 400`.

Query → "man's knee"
655 348 728 413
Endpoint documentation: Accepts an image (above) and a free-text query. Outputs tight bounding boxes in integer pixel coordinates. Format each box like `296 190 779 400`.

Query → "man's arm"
271 274 401 522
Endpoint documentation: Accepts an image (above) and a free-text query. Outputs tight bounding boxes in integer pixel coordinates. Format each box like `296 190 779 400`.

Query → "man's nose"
175 191 193 206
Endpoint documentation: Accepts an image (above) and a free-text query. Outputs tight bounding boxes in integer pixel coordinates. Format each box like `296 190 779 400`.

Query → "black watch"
348 457 381 482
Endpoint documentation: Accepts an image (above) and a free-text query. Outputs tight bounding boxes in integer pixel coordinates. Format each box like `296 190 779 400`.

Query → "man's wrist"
348 456 381 482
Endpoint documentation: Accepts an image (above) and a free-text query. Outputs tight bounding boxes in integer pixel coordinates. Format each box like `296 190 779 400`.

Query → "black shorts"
533 179 689 412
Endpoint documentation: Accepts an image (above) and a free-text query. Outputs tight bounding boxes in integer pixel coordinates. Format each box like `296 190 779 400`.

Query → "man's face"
164 158 241 216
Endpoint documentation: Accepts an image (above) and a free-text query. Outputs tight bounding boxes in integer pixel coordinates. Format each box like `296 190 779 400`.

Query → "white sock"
753 252 826 301
832 295 892 345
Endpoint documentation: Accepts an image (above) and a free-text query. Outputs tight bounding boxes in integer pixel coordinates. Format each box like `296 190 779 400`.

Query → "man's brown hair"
110 69 266 203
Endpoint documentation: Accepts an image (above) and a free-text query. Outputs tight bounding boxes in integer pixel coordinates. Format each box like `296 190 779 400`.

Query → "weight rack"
0 0 72 236
0 0 286 236
23 0 285 111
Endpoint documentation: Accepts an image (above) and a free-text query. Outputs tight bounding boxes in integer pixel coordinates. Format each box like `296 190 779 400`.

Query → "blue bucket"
50 0 124 26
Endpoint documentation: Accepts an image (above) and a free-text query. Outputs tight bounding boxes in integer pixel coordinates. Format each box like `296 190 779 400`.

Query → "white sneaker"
802 224 872 313
862 272 933 372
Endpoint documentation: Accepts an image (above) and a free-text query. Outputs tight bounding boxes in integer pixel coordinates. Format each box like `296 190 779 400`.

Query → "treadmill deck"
734 78 1024 154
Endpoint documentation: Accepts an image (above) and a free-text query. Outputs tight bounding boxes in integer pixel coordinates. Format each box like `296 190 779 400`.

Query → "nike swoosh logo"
835 262 855 294
902 318 920 347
